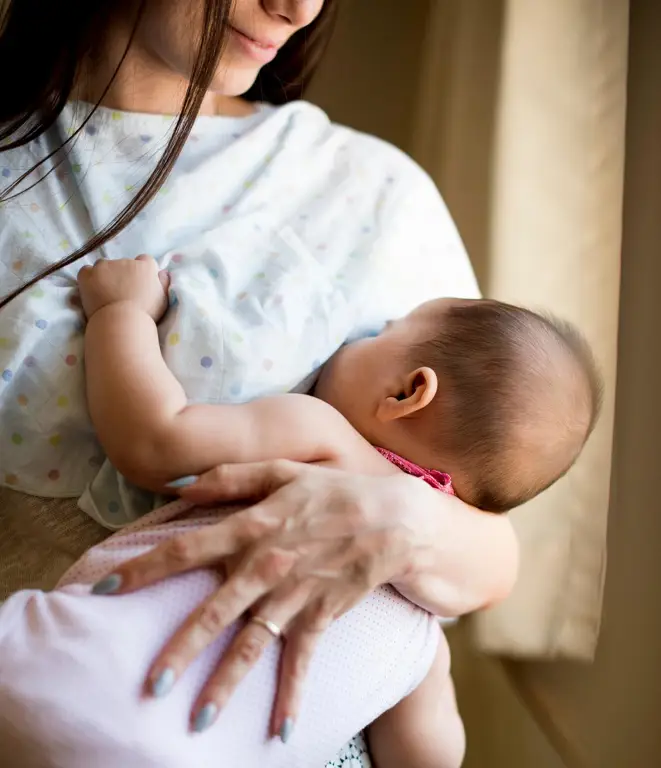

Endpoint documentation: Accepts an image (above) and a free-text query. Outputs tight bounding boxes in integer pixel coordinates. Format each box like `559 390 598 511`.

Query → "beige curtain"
411 0 627 662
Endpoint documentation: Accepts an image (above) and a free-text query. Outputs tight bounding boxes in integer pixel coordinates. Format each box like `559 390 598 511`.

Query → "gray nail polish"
280 718 295 744
165 475 199 489
151 668 176 698
91 574 123 595
193 703 218 734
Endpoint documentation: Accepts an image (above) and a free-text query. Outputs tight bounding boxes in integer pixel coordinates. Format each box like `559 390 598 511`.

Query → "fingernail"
165 475 199 489
280 717 295 744
91 574 123 595
151 668 176 698
192 703 218 733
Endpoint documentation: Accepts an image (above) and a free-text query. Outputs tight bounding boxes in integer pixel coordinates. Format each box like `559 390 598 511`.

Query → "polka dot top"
0 99 479 515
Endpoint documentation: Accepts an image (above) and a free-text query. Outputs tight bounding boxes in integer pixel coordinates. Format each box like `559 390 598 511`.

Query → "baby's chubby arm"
78 257 361 493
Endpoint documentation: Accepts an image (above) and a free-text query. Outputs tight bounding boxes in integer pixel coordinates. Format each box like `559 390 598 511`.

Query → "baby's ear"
376 367 438 422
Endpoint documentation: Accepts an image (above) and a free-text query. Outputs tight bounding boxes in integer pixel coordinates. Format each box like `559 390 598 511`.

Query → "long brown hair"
0 0 338 308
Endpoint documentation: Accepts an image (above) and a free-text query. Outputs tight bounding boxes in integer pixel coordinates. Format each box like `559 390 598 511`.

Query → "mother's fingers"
189 579 315 732
270 597 342 742
176 460 305 505
91 509 278 595
146 546 299 698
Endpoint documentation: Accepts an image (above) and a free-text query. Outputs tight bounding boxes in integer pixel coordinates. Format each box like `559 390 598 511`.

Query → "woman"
0 0 518 763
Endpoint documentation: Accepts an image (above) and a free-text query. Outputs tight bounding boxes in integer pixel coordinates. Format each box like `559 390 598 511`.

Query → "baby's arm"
79 258 362 492
368 643 465 768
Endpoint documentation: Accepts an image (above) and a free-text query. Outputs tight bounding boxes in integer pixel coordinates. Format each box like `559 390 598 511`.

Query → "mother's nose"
262 0 325 29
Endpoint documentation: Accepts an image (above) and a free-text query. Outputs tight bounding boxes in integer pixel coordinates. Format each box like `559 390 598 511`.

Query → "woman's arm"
92 461 519 737
390 489 519 617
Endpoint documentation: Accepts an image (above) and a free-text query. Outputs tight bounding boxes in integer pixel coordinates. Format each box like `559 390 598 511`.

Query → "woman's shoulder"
272 100 438 195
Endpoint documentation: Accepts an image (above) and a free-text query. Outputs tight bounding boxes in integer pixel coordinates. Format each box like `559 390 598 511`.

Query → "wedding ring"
251 616 283 639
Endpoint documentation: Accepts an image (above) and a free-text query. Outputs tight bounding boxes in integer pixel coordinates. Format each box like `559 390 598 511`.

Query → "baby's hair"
415 300 603 513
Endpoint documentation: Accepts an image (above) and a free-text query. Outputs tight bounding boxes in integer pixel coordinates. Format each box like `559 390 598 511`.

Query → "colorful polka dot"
209 268 219 279
30 203 40 213
35 318 48 330
222 205 232 214
2 369 12 382
59 239 70 250
140 134 153 143
168 333 180 346
168 289 179 308
200 356 213 369
111 112 123 121
237 292 248 301
5 474 18 486
11 433 23 446
0 337 9 349
49 435 62 447
31 287 45 298
65 354 78 366
23 356 36 368
72 164 82 174
57 395 69 408
85 124 98 136
12 260 23 272
256 272 266 280
230 384 242 397
171 253 183 264
108 501 120 514
1 168 10 178
17 394 28 406
48 469 60 481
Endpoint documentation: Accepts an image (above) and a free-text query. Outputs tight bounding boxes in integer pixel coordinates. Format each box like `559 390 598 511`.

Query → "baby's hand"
78 255 170 321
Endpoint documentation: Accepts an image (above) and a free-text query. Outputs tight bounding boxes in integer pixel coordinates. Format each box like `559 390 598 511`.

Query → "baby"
0 256 601 768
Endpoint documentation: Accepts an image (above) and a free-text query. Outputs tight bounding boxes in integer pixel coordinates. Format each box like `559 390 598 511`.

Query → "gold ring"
251 616 283 639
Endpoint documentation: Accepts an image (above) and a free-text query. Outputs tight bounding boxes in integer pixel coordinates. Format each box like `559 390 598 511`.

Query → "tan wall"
307 0 431 153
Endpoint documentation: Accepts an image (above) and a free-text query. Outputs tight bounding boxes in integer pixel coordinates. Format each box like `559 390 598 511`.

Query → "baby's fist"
78 255 170 321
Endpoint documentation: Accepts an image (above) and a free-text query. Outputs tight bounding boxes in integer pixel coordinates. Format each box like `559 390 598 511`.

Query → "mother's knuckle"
253 547 294 582
270 458 295 480
197 601 226 635
165 535 196 568
236 633 266 665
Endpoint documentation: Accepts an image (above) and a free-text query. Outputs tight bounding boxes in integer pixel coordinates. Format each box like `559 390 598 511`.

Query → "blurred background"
308 1 661 766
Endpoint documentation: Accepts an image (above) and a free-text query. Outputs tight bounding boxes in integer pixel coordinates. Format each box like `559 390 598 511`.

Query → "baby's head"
316 298 602 512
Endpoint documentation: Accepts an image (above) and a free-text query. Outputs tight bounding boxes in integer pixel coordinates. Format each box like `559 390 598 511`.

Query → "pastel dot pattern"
0 97 464 565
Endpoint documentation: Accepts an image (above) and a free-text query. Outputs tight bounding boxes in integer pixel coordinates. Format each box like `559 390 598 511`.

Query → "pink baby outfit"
375 448 455 495
0 493 452 768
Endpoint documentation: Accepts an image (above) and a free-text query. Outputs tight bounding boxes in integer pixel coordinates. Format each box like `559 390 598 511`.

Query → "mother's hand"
93 461 429 739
